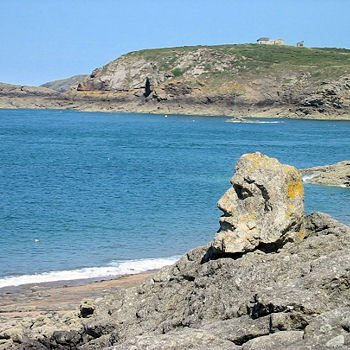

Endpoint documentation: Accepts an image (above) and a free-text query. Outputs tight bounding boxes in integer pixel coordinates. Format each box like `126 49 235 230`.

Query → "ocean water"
1 109 349 288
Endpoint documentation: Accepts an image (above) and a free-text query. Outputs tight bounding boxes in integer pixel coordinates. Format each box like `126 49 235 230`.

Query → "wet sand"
0 272 155 324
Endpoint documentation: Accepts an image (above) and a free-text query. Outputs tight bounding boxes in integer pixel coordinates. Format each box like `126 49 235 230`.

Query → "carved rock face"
213 152 304 253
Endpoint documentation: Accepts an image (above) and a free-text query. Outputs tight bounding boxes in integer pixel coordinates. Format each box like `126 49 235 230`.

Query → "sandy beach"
0 272 155 326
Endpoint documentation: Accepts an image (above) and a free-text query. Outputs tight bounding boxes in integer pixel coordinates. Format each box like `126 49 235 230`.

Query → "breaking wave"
0 256 180 289
302 174 316 183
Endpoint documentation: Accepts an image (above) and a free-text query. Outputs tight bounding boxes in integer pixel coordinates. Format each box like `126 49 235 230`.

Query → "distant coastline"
0 98 349 121
1 44 349 121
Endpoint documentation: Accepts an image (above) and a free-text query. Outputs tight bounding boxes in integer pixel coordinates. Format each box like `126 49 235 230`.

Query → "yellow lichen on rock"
287 180 304 200
296 228 305 241
214 152 305 254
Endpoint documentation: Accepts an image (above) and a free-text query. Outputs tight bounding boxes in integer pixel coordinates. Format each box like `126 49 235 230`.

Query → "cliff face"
1 44 350 119
74 44 350 119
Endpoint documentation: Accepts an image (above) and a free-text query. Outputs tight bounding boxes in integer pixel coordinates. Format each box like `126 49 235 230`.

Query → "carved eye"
234 184 252 199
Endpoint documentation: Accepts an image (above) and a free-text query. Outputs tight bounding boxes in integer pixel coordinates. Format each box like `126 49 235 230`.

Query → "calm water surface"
0 109 349 286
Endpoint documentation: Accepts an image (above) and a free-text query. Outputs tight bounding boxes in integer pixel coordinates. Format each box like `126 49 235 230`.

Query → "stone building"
273 38 285 45
257 37 273 44
256 37 286 45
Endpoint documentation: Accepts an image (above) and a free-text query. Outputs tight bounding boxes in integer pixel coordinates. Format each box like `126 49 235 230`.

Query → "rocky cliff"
73 44 350 119
1 44 350 119
2 153 350 349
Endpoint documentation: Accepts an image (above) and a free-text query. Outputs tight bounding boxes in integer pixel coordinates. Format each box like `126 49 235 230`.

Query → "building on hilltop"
257 37 273 44
297 41 304 47
273 38 285 45
256 37 286 45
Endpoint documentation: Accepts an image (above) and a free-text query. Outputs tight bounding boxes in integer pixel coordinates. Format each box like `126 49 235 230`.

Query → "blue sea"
1 109 349 288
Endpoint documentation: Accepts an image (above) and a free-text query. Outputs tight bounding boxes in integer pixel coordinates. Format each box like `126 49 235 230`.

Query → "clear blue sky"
0 0 349 86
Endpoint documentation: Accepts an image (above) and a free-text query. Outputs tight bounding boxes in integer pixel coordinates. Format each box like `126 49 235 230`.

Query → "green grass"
127 44 350 70
122 44 350 86
171 68 183 77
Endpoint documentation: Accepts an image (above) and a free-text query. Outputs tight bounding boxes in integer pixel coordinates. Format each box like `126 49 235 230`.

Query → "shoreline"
1 104 350 121
0 271 156 324
0 270 157 294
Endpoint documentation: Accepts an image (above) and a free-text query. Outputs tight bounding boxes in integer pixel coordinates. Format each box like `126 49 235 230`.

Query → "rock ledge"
302 160 350 188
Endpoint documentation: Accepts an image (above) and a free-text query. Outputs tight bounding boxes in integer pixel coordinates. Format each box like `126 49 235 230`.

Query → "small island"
1 44 350 120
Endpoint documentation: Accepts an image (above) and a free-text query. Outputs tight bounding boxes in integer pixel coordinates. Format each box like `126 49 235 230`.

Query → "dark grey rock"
106 328 239 350
242 331 304 349
80 299 95 318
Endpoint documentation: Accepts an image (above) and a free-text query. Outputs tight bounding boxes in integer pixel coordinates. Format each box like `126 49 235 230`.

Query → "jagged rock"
106 328 240 350
304 211 350 237
302 160 350 187
80 299 95 318
213 152 304 253
242 331 304 349
302 309 350 348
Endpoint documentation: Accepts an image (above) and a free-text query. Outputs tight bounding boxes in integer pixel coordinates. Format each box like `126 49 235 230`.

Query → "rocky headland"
0 82 77 110
41 75 88 93
1 152 350 349
302 160 350 187
1 44 350 119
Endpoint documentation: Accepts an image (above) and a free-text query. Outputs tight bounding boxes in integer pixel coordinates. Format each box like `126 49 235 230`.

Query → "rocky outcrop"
1 45 350 119
214 153 304 253
0 82 78 110
2 154 350 349
0 83 56 97
73 45 350 119
302 160 350 187
41 75 88 93
296 76 350 117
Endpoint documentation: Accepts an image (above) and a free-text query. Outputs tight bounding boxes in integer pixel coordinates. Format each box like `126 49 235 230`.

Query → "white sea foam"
0 256 180 289
302 174 316 183
253 121 284 124
226 119 284 124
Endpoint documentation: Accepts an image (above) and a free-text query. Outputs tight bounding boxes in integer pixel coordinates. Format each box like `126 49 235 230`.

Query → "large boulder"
213 152 304 254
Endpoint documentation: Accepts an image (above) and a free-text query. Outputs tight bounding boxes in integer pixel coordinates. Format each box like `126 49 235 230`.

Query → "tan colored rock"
213 152 304 253
302 160 350 188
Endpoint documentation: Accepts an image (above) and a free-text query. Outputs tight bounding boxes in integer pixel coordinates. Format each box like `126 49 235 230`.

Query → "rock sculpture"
213 152 304 253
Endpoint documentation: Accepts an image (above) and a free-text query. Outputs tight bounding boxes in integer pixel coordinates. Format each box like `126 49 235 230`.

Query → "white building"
256 37 286 46
257 37 273 45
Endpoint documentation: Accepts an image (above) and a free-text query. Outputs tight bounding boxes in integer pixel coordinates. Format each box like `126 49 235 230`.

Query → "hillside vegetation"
1 44 349 118
74 44 350 118
128 44 350 81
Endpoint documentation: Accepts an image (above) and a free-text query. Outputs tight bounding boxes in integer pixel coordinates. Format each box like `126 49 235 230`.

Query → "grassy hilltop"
1 44 350 119
128 44 350 81
75 44 350 118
